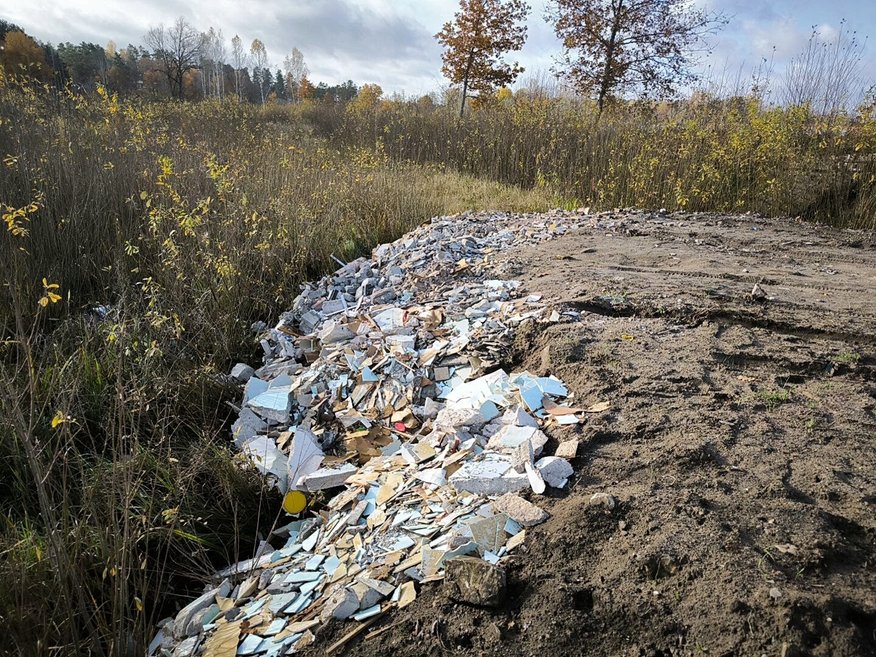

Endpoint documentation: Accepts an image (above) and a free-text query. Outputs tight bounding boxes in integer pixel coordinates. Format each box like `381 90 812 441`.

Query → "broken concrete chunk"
230 362 255 383
322 587 360 621
444 557 507 607
555 439 579 460
491 493 550 527
511 438 534 474
535 456 574 488
449 454 529 496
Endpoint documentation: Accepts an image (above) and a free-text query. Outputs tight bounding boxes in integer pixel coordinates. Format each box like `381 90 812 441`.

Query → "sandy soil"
311 211 876 657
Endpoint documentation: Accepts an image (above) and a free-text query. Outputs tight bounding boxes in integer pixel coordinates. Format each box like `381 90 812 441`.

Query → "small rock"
555 439 579 460
769 587 782 601
589 492 616 510
491 492 549 527
751 283 767 301
444 557 507 607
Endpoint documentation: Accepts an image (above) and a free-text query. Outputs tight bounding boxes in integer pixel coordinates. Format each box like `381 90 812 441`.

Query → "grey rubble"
153 211 605 657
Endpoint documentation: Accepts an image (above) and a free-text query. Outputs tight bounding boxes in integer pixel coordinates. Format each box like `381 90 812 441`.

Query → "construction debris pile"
151 213 601 657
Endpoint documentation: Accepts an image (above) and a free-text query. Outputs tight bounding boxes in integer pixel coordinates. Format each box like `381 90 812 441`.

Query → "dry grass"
314 93 876 229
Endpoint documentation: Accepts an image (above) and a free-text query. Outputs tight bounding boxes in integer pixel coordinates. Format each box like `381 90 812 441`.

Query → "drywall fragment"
247 388 292 424
303 463 357 491
466 513 508 554
415 467 447 487
397 581 417 609
242 437 288 492
243 376 268 404
351 581 384 609
511 438 534 474
487 425 548 456
298 310 321 334
524 461 546 494
201 620 239 657
322 587 359 621
318 320 354 345
286 428 325 490
173 580 228 640
230 408 266 448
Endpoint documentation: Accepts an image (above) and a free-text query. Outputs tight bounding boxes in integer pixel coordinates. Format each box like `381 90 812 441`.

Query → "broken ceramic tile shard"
155 212 593 657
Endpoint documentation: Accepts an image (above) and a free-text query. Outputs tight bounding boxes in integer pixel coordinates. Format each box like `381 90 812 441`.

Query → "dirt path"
317 211 876 657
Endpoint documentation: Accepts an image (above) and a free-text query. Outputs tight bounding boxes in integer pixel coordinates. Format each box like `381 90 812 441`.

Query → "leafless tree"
144 17 202 99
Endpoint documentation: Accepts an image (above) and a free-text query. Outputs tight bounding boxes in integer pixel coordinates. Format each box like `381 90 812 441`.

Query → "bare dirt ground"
314 211 876 657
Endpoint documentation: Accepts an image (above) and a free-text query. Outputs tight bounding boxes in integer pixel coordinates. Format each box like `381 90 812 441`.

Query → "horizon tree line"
0 16 358 104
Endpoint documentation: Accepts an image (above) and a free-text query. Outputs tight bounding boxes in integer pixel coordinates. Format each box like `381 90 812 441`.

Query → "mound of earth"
313 211 875 657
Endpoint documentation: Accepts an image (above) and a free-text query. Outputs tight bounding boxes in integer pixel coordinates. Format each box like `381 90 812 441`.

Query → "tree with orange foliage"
1 31 48 80
298 76 315 101
436 0 529 117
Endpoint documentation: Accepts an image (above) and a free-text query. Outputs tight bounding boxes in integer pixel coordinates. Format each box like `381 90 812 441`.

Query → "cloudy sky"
4 0 875 97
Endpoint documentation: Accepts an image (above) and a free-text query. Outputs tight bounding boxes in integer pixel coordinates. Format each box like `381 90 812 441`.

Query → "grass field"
1 76 874 655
